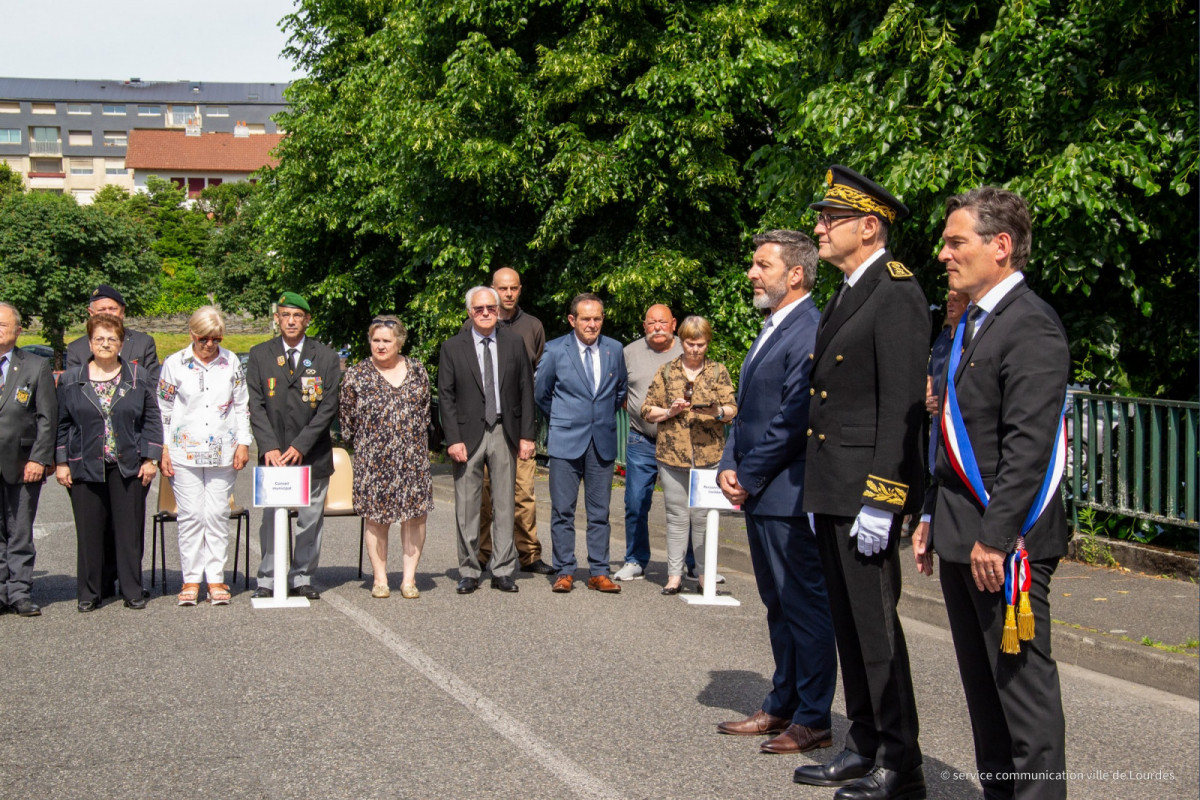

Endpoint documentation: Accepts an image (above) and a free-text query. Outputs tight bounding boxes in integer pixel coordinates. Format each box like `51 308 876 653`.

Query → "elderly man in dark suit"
439 286 536 595
913 187 1070 800
65 284 159 599
715 231 836 756
0 303 57 617
534 293 627 594
796 166 930 800
246 292 341 600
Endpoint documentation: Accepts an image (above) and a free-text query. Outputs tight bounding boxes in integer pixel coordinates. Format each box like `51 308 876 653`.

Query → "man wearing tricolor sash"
914 187 1070 800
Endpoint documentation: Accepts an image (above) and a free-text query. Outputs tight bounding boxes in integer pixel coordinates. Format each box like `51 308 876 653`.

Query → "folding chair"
284 447 364 575
151 476 250 593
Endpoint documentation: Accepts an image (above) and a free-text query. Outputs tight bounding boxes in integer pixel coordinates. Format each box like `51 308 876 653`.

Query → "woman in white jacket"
158 306 252 605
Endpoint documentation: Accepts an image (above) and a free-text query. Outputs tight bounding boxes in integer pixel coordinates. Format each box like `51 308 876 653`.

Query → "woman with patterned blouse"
56 314 162 612
339 315 434 599
641 316 737 595
158 307 252 606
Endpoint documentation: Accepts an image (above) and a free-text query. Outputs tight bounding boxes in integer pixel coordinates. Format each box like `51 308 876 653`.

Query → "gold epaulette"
886 261 913 279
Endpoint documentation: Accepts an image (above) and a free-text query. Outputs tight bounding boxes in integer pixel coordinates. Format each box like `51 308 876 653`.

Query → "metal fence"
1069 392 1199 529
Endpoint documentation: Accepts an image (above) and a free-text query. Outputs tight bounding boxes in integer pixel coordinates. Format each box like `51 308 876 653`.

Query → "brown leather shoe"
760 723 833 754
586 575 621 593
717 709 790 736
552 575 574 593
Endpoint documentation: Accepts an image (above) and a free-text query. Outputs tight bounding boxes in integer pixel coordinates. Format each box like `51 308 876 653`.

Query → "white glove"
849 505 894 556
807 513 816 534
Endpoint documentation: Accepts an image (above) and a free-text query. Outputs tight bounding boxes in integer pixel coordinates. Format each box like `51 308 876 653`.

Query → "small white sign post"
251 466 312 609
682 468 740 607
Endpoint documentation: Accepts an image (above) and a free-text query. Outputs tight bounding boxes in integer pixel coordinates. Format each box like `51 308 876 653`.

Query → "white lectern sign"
684 468 740 606
251 466 313 609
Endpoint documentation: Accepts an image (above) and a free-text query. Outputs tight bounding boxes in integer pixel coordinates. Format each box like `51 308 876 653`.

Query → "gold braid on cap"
825 184 897 223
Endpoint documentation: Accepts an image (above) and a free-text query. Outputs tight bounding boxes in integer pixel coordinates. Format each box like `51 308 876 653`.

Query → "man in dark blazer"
0 303 57 616
796 166 929 800
66 284 159 379
246 292 341 599
716 231 837 756
439 286 536 594
913 188 1070 800
534 293 627 594
65 284 159 599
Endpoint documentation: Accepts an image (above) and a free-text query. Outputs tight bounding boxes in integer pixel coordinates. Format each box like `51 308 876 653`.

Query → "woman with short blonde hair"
158 306 252 606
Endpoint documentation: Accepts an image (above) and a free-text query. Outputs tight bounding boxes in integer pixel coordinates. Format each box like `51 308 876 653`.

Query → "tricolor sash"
940 310 1067 654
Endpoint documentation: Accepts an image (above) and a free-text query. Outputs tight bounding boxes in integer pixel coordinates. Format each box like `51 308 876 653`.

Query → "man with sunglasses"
245 292 341 600
440 286 536 594
795 166 930 800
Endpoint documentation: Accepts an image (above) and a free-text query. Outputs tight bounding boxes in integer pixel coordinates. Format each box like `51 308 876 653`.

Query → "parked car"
19 344 54 359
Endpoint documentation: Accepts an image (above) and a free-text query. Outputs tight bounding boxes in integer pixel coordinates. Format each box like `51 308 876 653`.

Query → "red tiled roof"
125 129 284 172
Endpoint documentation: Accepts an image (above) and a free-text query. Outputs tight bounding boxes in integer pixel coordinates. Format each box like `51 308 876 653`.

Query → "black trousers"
69 465 147 604
814 513 921 772
940 559 1066 800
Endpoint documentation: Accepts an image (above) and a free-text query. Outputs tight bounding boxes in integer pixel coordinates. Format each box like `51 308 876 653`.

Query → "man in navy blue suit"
716 231 837 756
534 293 628 594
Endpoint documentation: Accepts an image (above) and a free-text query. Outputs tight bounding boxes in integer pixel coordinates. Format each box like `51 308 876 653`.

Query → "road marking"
324 592 622 800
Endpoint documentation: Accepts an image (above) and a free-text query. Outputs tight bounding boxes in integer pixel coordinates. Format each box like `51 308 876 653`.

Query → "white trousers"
658 464 708 577
171 465 236 585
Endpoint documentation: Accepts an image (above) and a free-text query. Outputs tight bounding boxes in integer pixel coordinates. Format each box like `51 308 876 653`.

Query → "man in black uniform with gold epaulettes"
795 166 930 800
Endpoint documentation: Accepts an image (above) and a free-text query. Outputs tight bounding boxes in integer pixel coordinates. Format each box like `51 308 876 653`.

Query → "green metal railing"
1069 392 1199 529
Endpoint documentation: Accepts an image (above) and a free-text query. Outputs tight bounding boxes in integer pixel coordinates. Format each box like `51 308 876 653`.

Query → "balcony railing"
30 140 61 156
167 111 200 128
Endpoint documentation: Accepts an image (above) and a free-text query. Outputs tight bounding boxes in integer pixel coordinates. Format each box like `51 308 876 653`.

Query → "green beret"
277 292 311 313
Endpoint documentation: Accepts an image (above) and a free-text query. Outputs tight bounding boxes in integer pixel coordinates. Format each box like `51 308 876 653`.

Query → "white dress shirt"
158 345 252 468
472 327 502 413
574 334 601 394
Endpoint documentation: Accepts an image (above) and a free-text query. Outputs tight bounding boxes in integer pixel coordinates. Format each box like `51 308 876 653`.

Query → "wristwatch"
715 406 725 421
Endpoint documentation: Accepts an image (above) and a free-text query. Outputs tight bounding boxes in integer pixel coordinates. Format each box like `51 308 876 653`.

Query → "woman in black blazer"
55 314 162 611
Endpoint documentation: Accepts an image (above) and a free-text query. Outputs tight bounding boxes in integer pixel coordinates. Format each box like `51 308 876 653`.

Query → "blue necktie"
583 346 596 395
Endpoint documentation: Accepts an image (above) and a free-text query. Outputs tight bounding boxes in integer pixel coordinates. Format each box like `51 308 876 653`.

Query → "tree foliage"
753 0 1198 397
264 0 1195 395
0 192 159 364
265 0 802 366
196 181 280 317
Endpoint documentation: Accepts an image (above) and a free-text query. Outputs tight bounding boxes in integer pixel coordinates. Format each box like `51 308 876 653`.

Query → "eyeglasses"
471 304 498 316
817 211 865 229
91 336 121 345
195 336 223 345
371 318 400 328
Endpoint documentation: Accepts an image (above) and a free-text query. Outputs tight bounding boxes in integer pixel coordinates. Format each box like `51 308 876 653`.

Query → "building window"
0 101 18 114
31 102 56 114
68 130 93 146
246 123 266 135
103 132 127 147
70 158 94 175
206 105 229 117
187 177 205 196
138 105 160 116
0 129 20 144
170 177 186 189
30 127 60 155
105 159 125 175
30 158 62 174
67 103 91 114
208 178 223 187
102 104 126 115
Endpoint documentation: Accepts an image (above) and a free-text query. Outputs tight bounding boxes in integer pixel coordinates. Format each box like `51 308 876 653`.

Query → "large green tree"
196 181 280 316
264 0 803 366
0 192 159 366
752 0 1198 397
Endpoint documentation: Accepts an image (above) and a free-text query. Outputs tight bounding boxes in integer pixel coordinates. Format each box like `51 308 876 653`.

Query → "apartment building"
0 77 287 203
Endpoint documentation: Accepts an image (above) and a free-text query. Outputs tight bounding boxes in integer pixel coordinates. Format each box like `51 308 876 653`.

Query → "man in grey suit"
534 293 628 594
246 292 341 600
439 286 536 595
0 302 57 617
65 284 159 599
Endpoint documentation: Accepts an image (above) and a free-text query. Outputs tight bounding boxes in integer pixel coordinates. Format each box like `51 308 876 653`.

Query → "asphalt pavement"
0 463 1195 799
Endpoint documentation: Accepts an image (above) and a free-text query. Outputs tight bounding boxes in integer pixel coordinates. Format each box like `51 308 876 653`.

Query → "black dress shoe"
834 766 926 800
661 585 681 595
251 587 273 598
456 577 479 594
520 560 556 575
289 585 321 600
490 576 519 593
78 600 99 613
123 597 147 610
794 749 875 787
13 599 41 617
